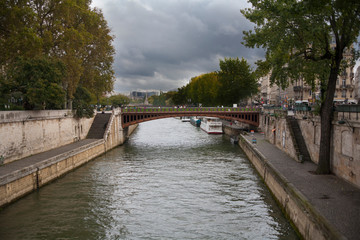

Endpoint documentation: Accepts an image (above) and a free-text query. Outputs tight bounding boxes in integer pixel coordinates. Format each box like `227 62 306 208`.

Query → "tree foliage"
242 0 360 174
0 0 115 110
6 56 66 110
73 86 94 118
186 72 220 106
149 92 175 106
172 58 257 107
108 94 130 107
218 57 258 106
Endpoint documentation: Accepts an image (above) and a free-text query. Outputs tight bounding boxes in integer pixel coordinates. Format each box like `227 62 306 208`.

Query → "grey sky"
91 0 264 93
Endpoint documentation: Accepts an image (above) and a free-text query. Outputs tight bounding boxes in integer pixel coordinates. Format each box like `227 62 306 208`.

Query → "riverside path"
241 131 360 240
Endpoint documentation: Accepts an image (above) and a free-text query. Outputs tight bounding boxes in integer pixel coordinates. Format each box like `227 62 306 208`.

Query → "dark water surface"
0 118 298 239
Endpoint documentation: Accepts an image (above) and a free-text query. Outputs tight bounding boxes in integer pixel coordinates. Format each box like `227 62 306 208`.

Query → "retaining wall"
238 135 344 240
0 109 137 208
0 140 105 207
0 110 94 164
259 112 360 188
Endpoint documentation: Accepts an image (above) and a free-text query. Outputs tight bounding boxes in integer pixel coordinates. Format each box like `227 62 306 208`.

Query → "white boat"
181 116 190 122
200 117 223 134
190 116 201 127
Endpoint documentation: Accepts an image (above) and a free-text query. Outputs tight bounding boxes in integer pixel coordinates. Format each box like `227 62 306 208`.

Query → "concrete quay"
240 132 360 240
0 139 106 208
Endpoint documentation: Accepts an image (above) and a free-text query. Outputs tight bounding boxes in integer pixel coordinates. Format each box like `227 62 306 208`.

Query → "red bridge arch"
121 107 260 128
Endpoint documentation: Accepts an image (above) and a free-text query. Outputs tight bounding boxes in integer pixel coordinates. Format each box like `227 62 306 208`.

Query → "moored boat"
190 117 201 127
181 116 190 122
200 117 223 134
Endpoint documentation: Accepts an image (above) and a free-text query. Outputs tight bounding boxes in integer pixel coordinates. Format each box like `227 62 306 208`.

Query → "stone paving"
243 132 360 240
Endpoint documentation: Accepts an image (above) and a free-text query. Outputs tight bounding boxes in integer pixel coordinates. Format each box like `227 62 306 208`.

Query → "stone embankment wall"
0 110 94 164
260 113 299 161
0 109 137 207
238 136 341 240
259 111 360 187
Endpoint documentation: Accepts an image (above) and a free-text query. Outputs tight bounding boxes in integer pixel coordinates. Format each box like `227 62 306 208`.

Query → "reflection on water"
0 118 298 239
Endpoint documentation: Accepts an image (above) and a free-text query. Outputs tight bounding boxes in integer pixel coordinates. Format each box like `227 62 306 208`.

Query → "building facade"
260 46 356 105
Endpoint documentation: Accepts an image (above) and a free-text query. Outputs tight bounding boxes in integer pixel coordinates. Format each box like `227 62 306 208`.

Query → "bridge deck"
121 107 260 128
122 106 259 113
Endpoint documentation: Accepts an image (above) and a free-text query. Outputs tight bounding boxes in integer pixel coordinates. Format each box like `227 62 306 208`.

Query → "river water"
0 118 298 239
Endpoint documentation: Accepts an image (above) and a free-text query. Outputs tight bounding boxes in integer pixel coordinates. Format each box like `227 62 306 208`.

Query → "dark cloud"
92 0 264 93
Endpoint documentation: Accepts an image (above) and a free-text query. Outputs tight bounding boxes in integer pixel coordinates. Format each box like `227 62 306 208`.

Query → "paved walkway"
0 139 100 178
243 132 360 240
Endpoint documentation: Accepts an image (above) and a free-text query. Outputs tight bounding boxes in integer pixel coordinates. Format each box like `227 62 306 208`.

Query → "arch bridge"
121 107 260 128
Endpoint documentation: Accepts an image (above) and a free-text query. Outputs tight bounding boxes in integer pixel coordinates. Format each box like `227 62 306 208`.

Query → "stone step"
87 113 112 139
286 116 312 162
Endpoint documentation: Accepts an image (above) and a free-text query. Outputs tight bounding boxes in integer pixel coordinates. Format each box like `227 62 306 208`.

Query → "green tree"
242 0 360 174
0 0 41 66
217 57 258 106
7 57 65 110
73 86 94 118
149 93 167 106
0 0 115 109
186 72 220 106
108 94 130 107
172 86 188 105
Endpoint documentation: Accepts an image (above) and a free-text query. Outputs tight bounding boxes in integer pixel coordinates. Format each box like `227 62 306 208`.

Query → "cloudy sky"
90 0 264 93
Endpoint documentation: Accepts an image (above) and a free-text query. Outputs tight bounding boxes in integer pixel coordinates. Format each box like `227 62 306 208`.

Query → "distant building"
130 90 160 100
355 66 360 102
260 45 356 105
259 73 295 106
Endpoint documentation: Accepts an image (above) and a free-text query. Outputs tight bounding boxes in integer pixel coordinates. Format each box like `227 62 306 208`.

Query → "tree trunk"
316 56 342 174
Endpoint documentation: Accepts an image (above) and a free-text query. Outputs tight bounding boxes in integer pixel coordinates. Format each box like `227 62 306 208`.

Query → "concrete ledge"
0 140 105 207
0 140 104 185
238 134 346 240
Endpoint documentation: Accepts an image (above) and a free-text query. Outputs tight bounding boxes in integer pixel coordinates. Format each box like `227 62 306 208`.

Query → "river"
0 118 298 239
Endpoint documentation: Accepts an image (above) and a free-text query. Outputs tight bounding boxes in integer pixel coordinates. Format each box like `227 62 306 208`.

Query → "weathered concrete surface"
0 110 94 164
239 132 360 240
259 112 360 188
0 139 104 207
0 110 138 208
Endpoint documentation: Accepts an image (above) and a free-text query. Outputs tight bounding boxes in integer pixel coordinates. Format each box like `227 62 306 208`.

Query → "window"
342 90 346 98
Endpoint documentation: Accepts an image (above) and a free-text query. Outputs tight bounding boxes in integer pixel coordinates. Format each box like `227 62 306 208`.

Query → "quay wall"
238 135 343 240
0 140 105 207
0 109 137 208
259 112 360 188
0 110 94 164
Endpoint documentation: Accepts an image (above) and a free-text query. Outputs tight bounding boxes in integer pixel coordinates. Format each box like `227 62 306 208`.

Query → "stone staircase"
286 116 311 162
87 113 112 139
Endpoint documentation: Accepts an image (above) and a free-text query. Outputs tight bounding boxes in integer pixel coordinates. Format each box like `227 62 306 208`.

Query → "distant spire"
144 92 149 105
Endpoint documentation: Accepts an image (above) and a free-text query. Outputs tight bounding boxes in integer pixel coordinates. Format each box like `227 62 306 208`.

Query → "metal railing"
335 104 360 113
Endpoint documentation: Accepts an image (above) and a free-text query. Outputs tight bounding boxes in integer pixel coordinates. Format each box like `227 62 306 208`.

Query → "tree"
172 86 188 105
108 94 130 107
7 57 66 110
73 86 94 118
186 72 220 106
242 0 360 174
217 57 258 106
0 0 115 109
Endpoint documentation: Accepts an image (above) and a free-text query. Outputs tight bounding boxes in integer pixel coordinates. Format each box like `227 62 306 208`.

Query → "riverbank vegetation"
0 0 115 112
171 57 258 107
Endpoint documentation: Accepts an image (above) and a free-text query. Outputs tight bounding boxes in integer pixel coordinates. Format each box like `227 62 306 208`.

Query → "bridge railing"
121 107 260 113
